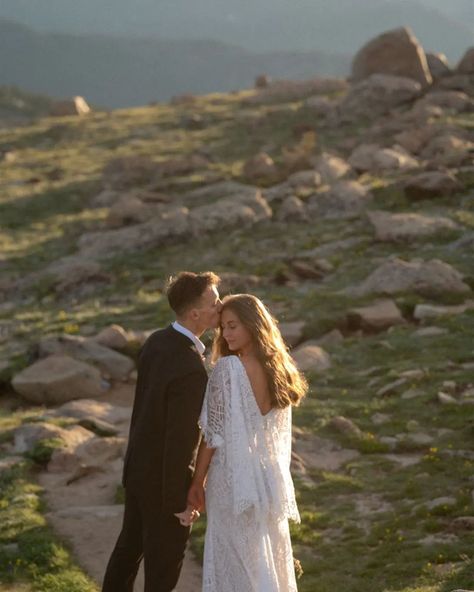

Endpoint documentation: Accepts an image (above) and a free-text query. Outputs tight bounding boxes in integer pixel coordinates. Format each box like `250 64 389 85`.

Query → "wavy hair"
212 294 308 408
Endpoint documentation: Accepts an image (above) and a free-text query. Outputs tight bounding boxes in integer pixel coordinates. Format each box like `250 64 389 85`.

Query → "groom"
102 271 221 592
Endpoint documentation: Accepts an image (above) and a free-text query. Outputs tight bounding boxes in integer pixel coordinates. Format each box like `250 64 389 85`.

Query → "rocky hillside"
0 28 473 592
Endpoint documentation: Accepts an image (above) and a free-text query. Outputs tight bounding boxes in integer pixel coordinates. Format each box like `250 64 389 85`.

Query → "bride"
186 294 308 592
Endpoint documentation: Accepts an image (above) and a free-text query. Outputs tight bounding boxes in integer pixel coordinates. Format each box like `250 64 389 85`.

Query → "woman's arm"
187 438 215 511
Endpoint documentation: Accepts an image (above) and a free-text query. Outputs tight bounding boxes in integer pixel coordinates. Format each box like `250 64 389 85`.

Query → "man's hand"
174 505 200 527
187 481 206 512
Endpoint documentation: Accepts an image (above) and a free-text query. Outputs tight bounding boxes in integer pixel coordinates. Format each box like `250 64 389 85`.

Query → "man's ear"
190 308 200 320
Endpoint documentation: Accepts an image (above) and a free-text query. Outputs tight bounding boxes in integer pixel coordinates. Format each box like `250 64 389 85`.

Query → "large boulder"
457 47 474 74
12 355 105 404
189 189 272 233
242 153 277 183
347 299 406 332
347 258 471 297
263 170 322 203
41 256 111 293
426 53 451 80
78 207 190 260
338 74 422 120
348 143 418 173
291 343 331 372
351 27 432 86
313 153 352 184
92 325 131 351
404 171 462 200
308 180 372 219
50 96 91 117
38 335 135 381
367 210 459 242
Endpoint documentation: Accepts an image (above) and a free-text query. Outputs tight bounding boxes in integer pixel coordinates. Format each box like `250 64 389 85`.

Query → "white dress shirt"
172 321 206 356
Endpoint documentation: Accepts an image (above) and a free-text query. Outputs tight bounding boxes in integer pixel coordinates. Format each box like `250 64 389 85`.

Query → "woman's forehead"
221 308 239 322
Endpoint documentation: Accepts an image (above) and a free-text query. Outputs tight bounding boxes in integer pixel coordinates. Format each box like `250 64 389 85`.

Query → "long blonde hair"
212 294 308 408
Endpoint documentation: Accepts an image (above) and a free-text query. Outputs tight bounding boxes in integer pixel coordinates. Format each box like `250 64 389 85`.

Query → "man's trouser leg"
102 488 143 592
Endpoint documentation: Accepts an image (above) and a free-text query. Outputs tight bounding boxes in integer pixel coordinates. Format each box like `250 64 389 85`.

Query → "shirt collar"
172 321 206 355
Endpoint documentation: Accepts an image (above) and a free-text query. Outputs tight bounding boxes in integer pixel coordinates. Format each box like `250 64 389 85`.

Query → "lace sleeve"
199 359 226 448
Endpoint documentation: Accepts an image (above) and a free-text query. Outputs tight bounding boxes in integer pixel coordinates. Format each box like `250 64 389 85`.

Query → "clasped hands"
174 481 206 527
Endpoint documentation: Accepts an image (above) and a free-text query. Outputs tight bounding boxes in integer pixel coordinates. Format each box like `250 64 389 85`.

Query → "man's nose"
217 300 223 312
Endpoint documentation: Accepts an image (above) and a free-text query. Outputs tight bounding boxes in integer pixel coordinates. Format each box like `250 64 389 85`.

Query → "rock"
308 180 372 219
347 257 470 297
347 299 406 332
277 195 308 222
291 343 331 372
351 27 432 86
290 261 326 280
12 355 105 404
416 90 473 113
189 189 271 233
279 321 305 347
400 432 434 446
255 74 271 88
313 329 344 348
371 412 391 425
303 96 335 117
0 456 24 474
426 52 451 79
50 96 91 117
451 516 474 531
92 325 130 350
348 143 418 173
13 423 68 454
157 154 209 177
38 335 135 381
293 433 360 471
414 301 474 320
394 126 433 154
413 326 448 337
102 156 158 190
338 74 422 120
437 392 458 405
313 153 352 184
48 399 130 426
457 47 474 74
263 170 321 203
425 496 457 510
242 153 277 183
422 133 473 161
107 195 160 227
77 417 119 437
404 171 462 200
329 416 362 438
367 210 459 242
376 377 408 397
35 256 110 294
78 207 190 260
48 434 125 474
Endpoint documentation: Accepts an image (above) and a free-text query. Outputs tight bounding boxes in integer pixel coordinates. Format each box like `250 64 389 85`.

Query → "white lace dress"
198 355 300 592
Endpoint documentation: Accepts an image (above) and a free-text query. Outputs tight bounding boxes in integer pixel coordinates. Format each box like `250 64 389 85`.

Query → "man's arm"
161 370 208 515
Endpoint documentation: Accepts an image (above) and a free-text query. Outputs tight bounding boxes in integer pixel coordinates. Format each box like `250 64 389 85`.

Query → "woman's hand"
174 505 200 527
187 481 206 512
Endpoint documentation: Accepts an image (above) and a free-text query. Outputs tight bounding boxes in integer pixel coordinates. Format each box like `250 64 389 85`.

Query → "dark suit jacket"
122 324 208 515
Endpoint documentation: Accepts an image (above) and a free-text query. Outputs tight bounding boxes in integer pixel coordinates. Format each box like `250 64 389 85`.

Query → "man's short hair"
166 271 220 316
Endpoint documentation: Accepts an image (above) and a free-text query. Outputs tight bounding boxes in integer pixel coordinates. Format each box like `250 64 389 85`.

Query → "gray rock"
38 335 135 381
12 355 105 404
308 180 372 219
346 257 470 297
347 299 406 332
291 343 331 372
367 210 458 242
351 27 432 86
404 171 462 200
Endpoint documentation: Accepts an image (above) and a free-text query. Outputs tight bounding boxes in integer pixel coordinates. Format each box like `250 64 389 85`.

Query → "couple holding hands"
102 271 307 592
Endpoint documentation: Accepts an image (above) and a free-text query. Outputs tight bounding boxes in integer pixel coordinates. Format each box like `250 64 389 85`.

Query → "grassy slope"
0 90 473 591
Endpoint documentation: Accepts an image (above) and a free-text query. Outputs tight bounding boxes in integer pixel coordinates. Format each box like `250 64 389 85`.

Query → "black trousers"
102 486 191 592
